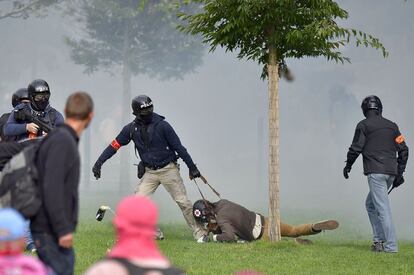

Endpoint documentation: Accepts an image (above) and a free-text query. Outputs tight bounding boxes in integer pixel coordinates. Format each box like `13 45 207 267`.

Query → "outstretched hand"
92 163 101 180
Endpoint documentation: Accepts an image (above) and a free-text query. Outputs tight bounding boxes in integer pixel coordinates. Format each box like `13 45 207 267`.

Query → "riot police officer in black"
344 95 408 253
92 95 208 242
4 79 64 141
0 88 30 142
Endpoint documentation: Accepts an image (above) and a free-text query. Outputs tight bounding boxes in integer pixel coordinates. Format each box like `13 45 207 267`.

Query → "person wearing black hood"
4 79 64 141
0 88 31 142
343 95 409 253
92 95 208 243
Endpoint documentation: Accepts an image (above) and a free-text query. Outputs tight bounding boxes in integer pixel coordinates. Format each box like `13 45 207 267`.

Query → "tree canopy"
179 0 388 78
0 0 60 20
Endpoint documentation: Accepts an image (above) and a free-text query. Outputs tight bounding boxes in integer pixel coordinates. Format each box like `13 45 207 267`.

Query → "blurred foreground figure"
0 88 41 253
343 95 408 253
31 92 94 275
0 208 51 275
92 95 208 242
193 199 338 242
85 196 184 275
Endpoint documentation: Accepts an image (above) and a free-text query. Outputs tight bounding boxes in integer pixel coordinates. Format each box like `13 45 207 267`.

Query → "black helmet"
28 79 51 111
12 88 29 108
193 200 213 224
361 95 382 116
131 95 153 116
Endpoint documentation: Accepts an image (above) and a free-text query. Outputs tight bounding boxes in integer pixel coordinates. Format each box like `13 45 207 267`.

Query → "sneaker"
155 228 164 240
312 220 339 232
25 243 36 253
197 235 209 243
371 242 384 252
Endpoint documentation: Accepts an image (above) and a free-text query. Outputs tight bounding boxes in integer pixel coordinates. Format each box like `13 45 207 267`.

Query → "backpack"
110 258 184 275
0 142 41 218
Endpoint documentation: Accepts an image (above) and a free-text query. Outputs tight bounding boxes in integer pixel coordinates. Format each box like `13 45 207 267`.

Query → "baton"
199 175 221 198
193 179 208 201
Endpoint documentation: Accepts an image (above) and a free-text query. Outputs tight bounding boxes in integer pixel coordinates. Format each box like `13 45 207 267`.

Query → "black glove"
189 167 201 180
137 161 146 179
343 165 351 179
393 174 405 189
14 105 32 122
92 162 102 180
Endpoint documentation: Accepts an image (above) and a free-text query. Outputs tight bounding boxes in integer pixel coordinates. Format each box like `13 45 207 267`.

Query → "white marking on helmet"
36 86 49 92
140 101 153 108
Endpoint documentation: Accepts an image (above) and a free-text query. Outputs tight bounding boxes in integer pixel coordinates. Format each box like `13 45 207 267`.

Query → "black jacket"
31 124 80 239
96 113 197 170
346 112 409 175
0 112 13 141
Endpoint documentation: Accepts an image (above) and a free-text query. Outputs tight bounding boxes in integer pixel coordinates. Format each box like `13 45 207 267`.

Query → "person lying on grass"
192 199 338 243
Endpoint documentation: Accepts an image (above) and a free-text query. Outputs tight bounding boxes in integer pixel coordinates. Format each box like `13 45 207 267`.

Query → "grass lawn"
74 221 414 275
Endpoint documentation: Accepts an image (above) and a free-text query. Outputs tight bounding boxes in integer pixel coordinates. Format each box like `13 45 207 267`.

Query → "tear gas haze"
0 0 413 239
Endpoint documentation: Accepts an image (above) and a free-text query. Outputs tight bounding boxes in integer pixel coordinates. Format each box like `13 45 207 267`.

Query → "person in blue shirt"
4 79 63 141
92 95 208 243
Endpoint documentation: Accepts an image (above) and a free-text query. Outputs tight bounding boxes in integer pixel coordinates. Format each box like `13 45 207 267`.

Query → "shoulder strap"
129 121 139 159
109 258 183 275
48 108 58 125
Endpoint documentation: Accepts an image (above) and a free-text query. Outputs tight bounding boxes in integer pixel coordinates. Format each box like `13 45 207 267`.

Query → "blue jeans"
365 173 398 252
25 220 35 250
33 233 75 275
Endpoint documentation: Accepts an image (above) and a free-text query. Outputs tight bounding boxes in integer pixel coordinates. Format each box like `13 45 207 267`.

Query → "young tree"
66 0 204 191
179 0 387 241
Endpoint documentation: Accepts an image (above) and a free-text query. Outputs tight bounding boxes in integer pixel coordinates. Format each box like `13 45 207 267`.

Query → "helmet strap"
193 178 216 217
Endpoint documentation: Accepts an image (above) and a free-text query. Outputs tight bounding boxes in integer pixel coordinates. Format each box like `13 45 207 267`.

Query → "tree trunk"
268 43 281 242
119 24 132 194
257 117 264 190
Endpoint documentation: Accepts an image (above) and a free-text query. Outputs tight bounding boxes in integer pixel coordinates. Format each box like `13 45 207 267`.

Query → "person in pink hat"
85 195 184 275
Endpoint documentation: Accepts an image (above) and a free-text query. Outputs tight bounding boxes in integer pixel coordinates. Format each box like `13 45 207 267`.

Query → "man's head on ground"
193 199 218 232
0 208 26 255
64 91 94 134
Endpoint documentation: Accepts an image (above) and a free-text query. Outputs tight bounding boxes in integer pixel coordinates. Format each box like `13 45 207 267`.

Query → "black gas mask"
31 92 50 112
136 106 154 124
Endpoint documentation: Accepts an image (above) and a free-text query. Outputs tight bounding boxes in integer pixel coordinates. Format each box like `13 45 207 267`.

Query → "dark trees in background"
66 0 204 192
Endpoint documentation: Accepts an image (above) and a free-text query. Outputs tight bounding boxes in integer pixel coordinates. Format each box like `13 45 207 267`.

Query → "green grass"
74 221 414 275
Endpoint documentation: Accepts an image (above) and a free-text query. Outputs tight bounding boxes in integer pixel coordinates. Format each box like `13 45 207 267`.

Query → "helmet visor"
33 93 50 102
138 106 153 116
